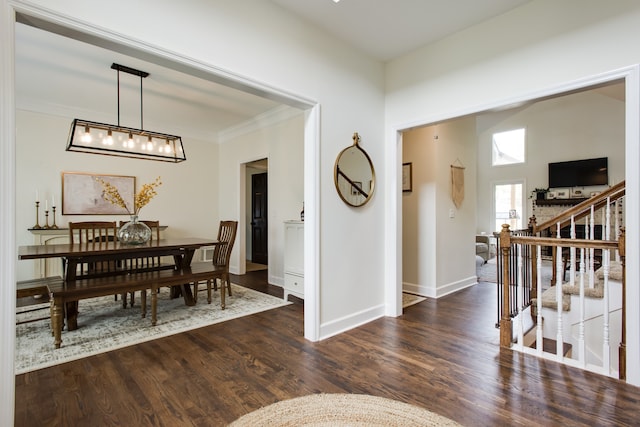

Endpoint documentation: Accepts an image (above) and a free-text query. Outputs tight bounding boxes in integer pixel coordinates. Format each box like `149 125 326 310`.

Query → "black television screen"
548 157 608 188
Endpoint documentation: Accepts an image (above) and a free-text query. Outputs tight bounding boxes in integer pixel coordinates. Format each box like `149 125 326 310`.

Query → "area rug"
15 284 289 374
477 257 554 286
229 393 461 426
403 292 426 308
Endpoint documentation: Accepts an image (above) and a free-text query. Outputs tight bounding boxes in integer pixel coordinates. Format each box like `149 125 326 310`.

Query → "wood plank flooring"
14 274 640 426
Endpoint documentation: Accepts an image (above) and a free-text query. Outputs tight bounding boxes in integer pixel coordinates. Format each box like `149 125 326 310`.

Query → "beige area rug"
477 256 553 287
15 284 289 374
403 292 426 308
230 393 461 426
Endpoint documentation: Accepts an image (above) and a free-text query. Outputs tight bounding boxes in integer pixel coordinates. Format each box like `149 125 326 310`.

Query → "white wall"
218 113 304 285
402 116 477 298
386 0 640 385
11 0 386 330
476 89 625 234
16 109 219 281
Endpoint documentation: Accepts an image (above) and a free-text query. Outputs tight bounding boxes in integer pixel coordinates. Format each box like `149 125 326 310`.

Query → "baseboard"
319 303 385 340
403 276 477 299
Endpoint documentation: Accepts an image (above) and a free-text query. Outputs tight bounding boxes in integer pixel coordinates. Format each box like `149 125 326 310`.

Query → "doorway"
493 181 525 232
246 159 269 271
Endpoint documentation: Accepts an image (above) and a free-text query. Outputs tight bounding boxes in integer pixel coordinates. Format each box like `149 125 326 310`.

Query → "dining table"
18 237 219 331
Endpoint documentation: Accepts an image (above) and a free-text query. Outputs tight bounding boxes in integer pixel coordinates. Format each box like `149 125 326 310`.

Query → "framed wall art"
402 162 412 192
62 172 135 215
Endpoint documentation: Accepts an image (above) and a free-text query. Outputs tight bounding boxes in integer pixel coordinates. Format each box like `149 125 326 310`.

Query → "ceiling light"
66 63 186 162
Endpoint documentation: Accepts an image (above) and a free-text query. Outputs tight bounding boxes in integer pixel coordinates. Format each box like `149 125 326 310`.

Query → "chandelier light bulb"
81 126 92 143
104 130 114 145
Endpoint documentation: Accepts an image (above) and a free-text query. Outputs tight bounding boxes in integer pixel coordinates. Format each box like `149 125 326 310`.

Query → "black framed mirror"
334 132 375 207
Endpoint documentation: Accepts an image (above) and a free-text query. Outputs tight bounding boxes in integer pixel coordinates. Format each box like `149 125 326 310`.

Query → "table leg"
65 301 79 331
151 287 157 326
52 298 63 348
170 249 196 306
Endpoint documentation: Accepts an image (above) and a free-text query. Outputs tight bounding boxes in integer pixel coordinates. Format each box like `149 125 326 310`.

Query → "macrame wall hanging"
450 159 465 208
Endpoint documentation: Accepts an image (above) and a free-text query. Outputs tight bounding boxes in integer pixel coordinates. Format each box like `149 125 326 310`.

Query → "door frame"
0 4 322 424
388 65 640 386
491 179 526 233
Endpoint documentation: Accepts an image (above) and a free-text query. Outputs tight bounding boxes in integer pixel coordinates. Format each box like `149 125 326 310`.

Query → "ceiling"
270 0 532 62
16 1 536 142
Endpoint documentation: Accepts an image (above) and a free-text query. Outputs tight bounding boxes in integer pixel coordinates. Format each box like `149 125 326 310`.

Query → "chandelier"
66 63 186 162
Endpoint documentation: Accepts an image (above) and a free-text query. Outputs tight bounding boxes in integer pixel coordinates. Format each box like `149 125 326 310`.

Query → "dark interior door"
251 172 268 265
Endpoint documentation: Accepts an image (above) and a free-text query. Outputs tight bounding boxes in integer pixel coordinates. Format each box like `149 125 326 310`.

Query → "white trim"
388 65 640 386
319 304 386 341
623 65 640 386
0 2 16 425
403 277 477 299
219 105 305 143
304 104 321 341
1 3 324 423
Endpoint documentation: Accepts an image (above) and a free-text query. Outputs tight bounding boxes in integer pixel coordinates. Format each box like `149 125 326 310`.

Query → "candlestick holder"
32 201 42 229
50 206 59 229
44 210 50 229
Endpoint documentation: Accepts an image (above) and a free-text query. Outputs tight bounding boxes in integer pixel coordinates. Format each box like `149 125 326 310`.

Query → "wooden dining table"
18 237 218 331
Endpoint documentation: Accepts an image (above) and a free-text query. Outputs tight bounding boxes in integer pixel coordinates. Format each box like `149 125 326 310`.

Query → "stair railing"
498 224 626 379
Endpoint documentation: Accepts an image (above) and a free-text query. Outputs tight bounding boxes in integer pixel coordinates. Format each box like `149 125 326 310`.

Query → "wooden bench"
46 265 223 349
17 276 62 299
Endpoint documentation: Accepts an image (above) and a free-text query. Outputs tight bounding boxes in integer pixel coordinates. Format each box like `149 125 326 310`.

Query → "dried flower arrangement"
96 176 162 216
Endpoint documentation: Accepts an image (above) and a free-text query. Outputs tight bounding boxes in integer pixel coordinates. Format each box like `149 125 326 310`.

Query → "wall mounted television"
548 157 608 188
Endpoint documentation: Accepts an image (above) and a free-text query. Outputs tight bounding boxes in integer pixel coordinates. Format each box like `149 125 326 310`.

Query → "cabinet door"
284 222 304 275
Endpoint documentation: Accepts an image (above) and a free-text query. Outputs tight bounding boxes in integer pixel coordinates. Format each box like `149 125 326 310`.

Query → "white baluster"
515 243 524 351
578 247 586 367
556 223 564 360
570 215 576 284
536 245 543 356
602 248 611 375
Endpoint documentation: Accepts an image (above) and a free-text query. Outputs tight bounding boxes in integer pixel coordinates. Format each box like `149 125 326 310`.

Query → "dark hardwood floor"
14 274 640 426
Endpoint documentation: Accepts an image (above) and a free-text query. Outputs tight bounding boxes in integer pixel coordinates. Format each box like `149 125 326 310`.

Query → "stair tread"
530 338 572 356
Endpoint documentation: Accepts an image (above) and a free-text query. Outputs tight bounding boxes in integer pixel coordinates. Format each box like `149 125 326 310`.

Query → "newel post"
499 224 513 348
618 227 626 380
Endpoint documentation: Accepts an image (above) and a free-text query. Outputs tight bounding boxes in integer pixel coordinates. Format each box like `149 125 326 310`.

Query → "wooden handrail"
533 180 625 233
499 223 627 381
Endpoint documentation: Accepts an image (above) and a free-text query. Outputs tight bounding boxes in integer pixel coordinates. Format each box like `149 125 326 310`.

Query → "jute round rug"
229 393 461 426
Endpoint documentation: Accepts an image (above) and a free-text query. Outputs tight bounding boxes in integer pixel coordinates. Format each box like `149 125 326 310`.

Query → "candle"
35 190 39 202
45 200 48 210
52 195 55 207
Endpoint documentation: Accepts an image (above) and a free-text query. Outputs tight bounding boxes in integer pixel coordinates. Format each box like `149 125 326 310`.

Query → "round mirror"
334 132 375 207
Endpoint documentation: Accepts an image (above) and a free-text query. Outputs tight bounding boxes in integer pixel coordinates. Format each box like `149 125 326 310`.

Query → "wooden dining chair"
68 221 119 277
118 220 161 310
193 220 238 307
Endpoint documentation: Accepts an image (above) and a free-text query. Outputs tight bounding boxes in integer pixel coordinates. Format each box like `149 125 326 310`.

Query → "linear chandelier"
66 63 186 162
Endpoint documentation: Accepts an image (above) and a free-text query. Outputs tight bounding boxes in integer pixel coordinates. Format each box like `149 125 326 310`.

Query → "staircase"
496 181 627 380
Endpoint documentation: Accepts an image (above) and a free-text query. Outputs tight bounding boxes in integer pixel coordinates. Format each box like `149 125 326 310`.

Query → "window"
492 128 525 166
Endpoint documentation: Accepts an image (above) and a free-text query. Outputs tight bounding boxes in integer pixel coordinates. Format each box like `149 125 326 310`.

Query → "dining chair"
68 221 119 277
118 220 161 309
193 220 238 306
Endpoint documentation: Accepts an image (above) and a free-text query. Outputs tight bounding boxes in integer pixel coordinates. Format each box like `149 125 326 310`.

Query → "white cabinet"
283 221 304 300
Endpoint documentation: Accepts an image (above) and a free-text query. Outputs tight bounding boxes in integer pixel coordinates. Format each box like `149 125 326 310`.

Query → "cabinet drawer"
284 273 304 296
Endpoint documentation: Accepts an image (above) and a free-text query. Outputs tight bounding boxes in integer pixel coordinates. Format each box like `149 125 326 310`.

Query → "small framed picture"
351 181 363 196
555 188 570 199
402 162 412 192
571 188 585 198
508 209 517 219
